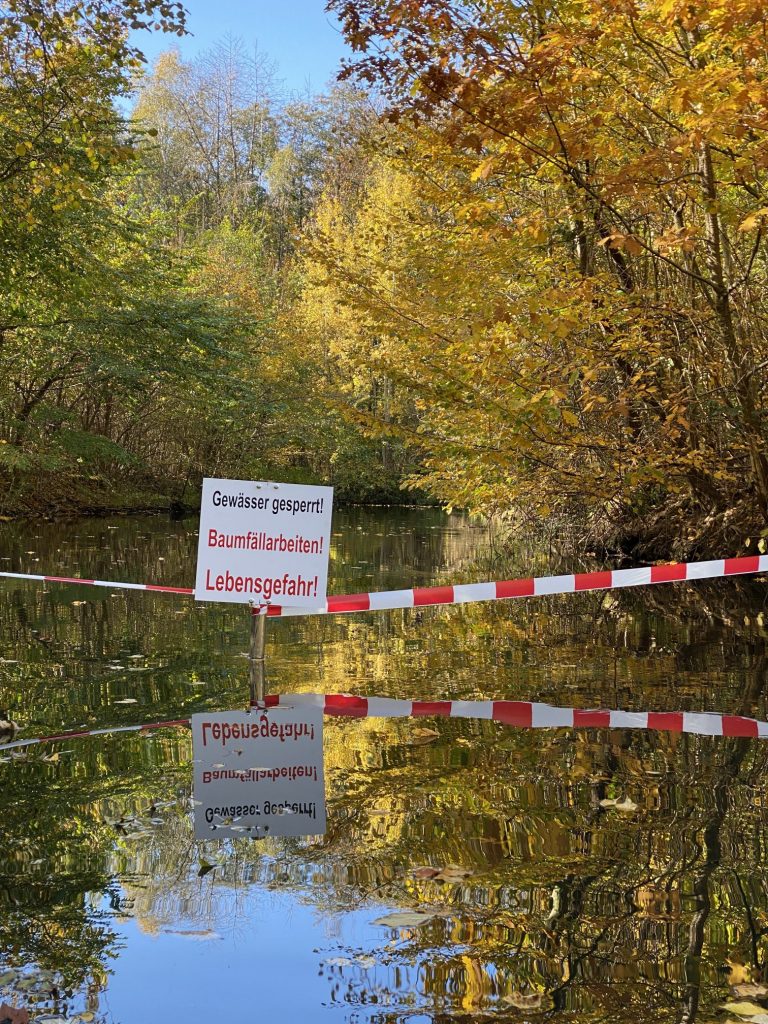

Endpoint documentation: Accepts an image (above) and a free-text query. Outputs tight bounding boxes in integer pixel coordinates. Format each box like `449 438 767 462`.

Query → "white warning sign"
194 479 333 607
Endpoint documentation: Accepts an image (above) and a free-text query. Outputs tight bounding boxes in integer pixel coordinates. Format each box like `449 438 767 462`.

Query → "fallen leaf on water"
599 797 638 813
0 969 16 985
0 1006 29 1024
408 728 440 745
435 865 474 883
735 985 768 999
373 911 437 928
729 961 755 986
722 1002 768 1016
411 867 441 880
503 991 545 1010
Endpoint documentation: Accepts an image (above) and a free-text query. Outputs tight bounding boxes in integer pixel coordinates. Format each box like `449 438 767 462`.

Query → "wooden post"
248 608 266 705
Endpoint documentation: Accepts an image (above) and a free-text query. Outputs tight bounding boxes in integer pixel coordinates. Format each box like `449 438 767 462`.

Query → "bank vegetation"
2 0 767 556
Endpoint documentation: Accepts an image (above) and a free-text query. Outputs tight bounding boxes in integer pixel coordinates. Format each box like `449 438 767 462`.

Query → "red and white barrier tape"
6 695 768 751
261 554 768 617
1 554 765 617
0 570 193 596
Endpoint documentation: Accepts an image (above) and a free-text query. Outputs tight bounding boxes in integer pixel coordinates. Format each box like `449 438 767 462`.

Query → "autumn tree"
132 40 280 242
318 0 768 551
0 0 186 285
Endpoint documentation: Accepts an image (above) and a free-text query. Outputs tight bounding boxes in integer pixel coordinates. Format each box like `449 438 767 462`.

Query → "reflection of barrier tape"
0 718 190 752
0 554 765 616
4 693 768 751
267 694 768 737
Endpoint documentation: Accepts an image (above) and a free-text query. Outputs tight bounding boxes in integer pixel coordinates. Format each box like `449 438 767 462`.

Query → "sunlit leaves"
318 0 768 546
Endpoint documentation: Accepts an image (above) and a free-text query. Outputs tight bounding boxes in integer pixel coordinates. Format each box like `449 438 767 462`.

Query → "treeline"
0 2 410 516
2 0 768 554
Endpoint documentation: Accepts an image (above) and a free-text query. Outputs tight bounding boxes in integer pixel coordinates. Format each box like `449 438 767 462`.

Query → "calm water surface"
0 508 767 1023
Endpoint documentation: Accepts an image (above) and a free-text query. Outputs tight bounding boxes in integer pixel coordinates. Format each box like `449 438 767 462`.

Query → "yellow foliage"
309 0 768 537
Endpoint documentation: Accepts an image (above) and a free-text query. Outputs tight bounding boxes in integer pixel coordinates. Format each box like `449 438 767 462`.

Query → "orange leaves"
738 208 768 232
471 157 496 181
318 0 768 531
655 226 697 253
598 233 644 256
656 0 703 30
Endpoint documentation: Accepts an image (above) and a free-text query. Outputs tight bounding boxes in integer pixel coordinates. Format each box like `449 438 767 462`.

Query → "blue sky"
130 0 354 96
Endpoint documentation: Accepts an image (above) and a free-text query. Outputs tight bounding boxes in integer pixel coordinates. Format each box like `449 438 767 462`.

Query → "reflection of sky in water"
106 891 337 1022
106 877 487 1021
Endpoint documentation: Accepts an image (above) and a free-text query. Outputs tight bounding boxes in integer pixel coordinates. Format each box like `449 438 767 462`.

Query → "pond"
0 507 766 1023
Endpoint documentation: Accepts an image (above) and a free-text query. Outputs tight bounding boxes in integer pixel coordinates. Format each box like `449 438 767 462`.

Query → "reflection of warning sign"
191 707 326 839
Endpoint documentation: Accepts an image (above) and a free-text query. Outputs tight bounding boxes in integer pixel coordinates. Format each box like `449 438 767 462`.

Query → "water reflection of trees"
4 713 768 1020
100 658 768 1021
1 513 767 1019
0 731 189 1001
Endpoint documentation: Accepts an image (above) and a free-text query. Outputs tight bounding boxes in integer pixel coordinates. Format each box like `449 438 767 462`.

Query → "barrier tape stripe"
0 718 191 752
1 554 766 617
4 696 768 751
261 554 768 616
0 571 194 596
263 694 768 737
